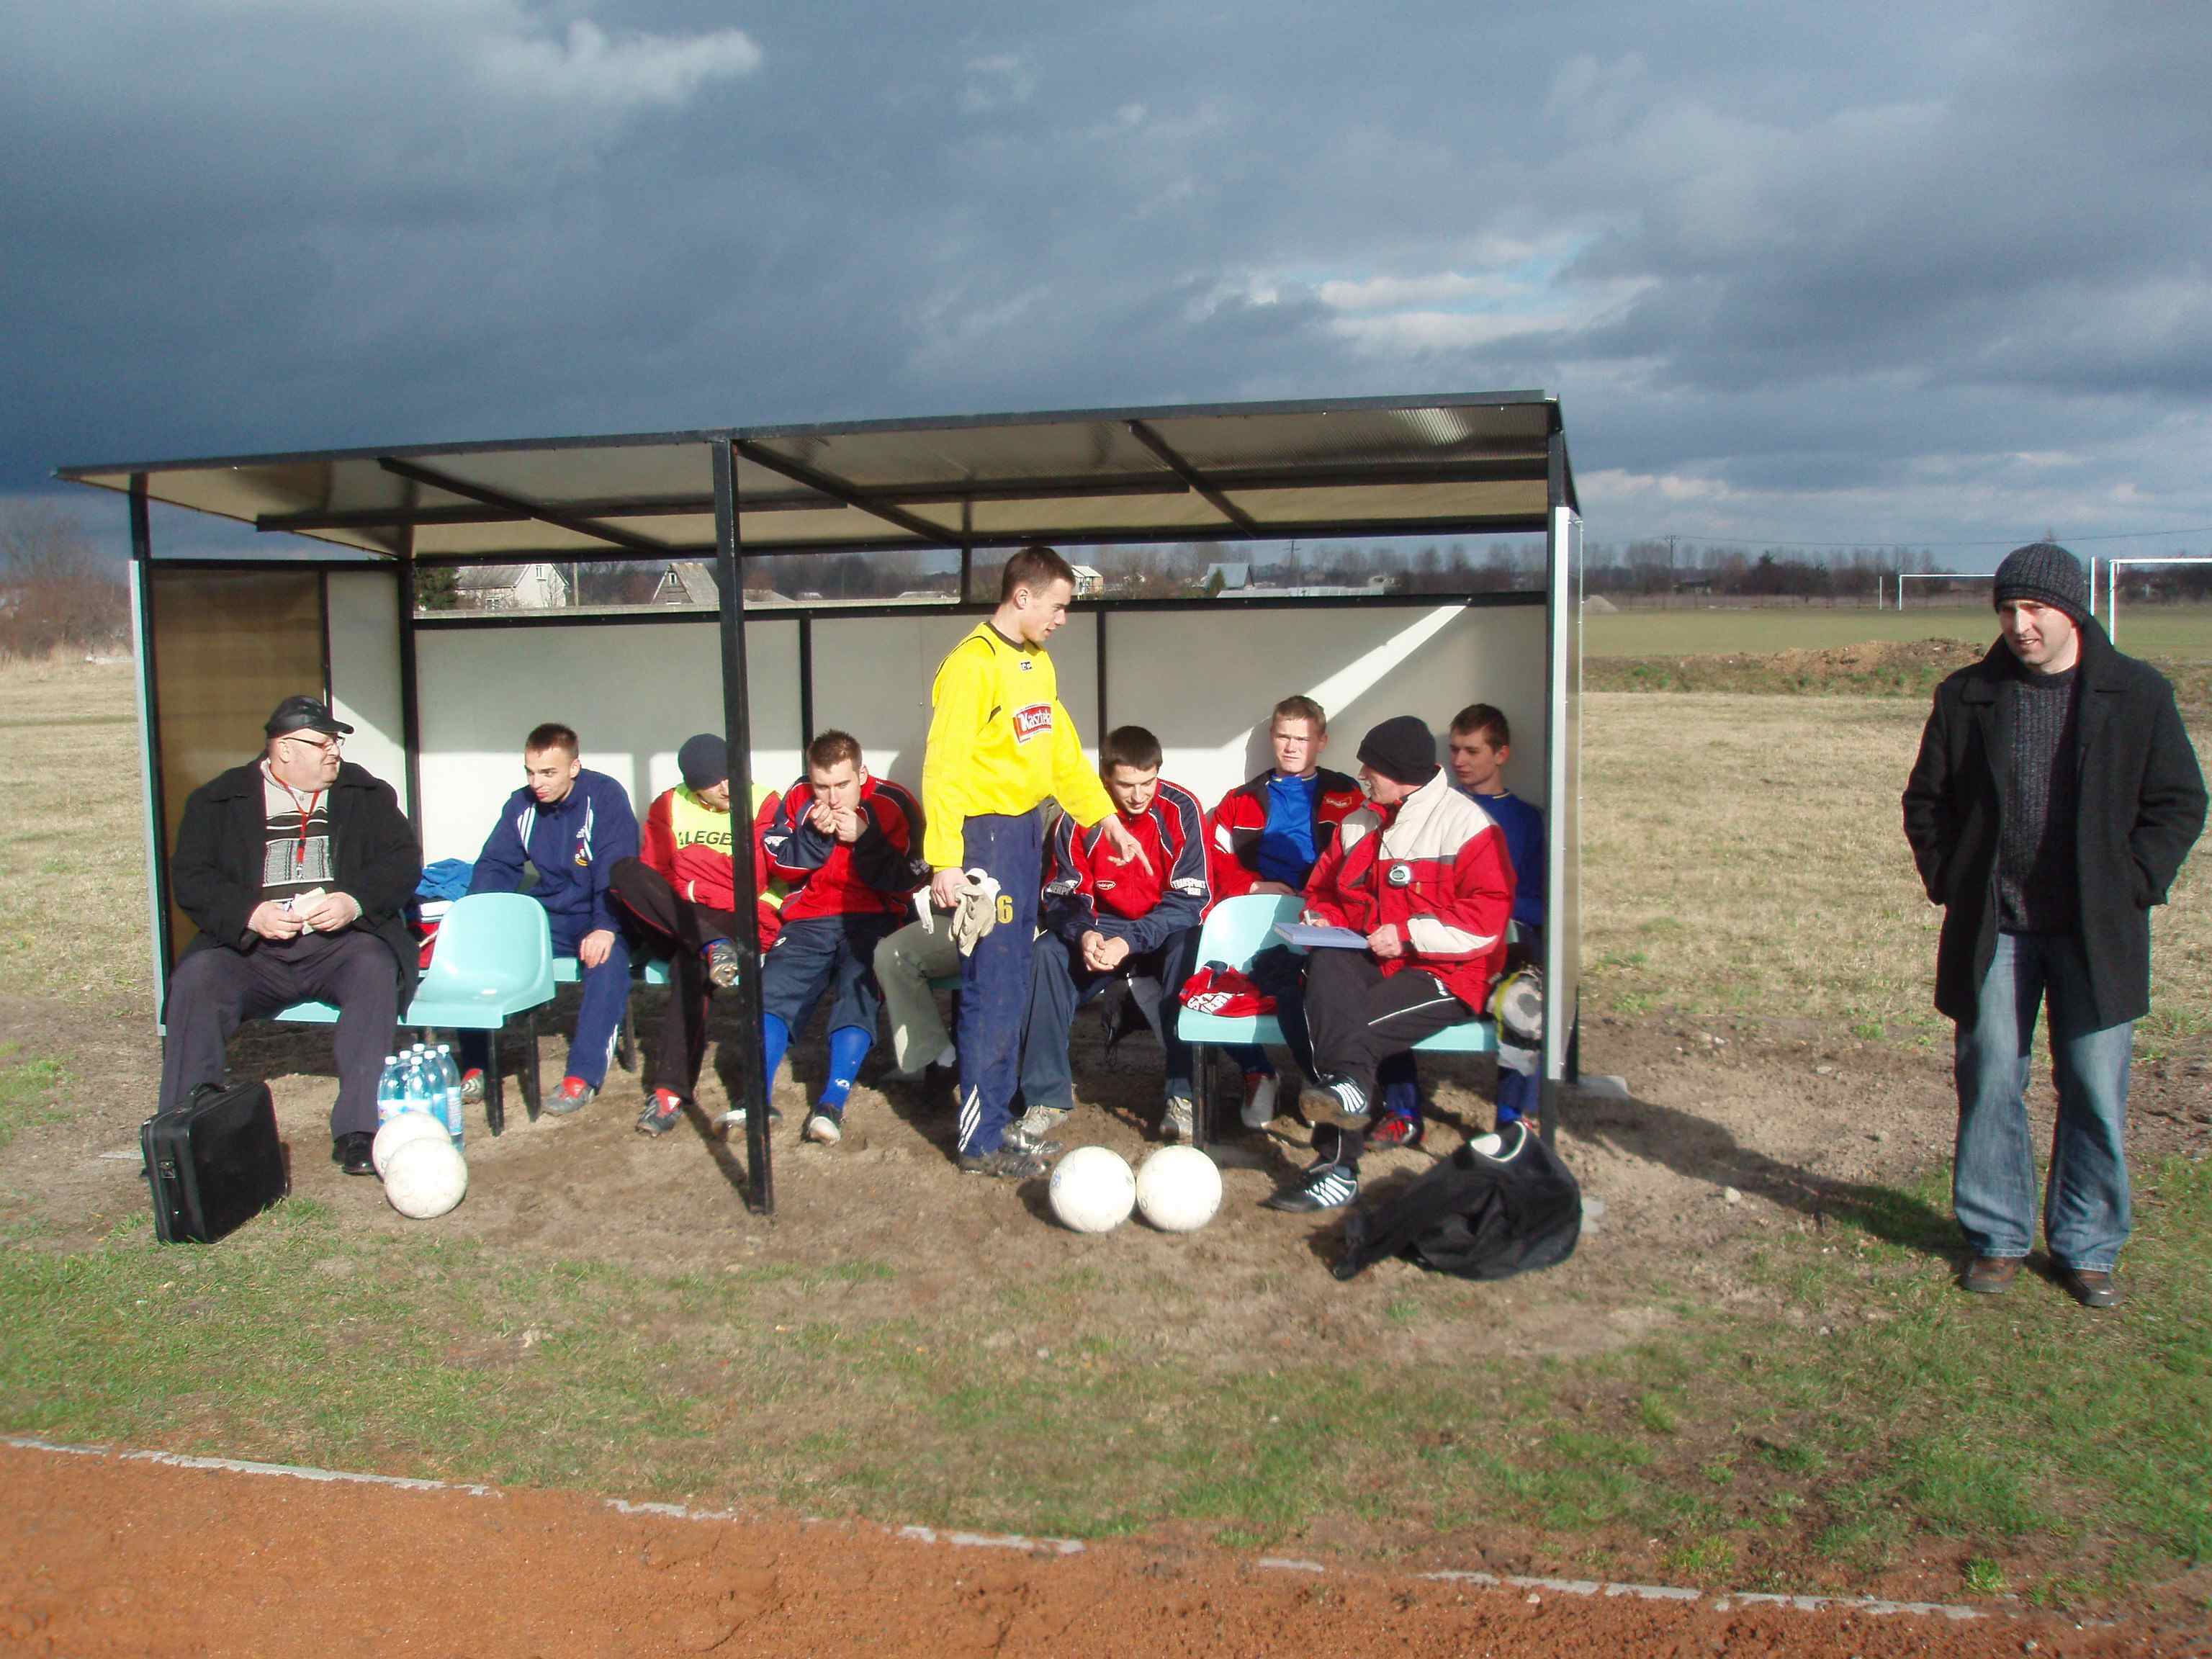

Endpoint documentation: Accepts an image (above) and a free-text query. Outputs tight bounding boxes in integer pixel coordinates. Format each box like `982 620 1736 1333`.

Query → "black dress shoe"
2056 1266 2124 1309
332 1132 377 1177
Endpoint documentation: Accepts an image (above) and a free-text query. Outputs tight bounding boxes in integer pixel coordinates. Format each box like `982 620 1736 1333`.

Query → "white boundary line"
4 1435 1986 1623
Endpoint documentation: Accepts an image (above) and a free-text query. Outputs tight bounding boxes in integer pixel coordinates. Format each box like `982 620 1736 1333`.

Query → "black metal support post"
395 526 424 833
130 475 174 983
714 439 774 1215
1094 609 1109 737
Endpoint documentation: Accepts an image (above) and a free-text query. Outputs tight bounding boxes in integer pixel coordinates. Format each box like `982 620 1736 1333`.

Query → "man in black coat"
161 696 424 1175
1903 544 2204 1308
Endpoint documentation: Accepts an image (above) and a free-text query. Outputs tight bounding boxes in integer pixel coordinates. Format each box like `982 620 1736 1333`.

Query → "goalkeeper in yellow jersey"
923 544 1149 1177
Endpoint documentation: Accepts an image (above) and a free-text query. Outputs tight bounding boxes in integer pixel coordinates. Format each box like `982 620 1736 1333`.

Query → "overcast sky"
6 1 2208 565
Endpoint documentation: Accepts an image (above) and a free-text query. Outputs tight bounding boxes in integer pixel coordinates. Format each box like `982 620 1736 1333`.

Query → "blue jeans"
1954 932 2134 1272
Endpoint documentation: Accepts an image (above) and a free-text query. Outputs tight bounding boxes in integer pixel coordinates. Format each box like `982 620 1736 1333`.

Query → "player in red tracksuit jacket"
1018 725 1212 1143
1264 715 1514 1213
612 734 788 1134
724 730 929 1146
1201 693 1367 1125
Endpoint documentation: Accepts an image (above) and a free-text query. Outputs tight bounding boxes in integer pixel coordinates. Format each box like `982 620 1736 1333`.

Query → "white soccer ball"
1135 1146 1222 1233
372 1111 450 1179
1048 1145 1136 1233
384 1135 468 1220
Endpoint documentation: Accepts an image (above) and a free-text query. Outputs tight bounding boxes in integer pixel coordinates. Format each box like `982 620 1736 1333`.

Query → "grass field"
1586 602 2212 663
1 654 2206 1607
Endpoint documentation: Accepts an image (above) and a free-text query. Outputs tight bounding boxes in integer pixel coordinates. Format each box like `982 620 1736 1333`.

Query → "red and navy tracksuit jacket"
1301 770 1514 1012
758 775 929 920
1041 780 1211 950
1205 767 1367 902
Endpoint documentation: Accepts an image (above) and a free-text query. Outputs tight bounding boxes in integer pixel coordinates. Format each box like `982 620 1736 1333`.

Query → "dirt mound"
1590 637 1984 697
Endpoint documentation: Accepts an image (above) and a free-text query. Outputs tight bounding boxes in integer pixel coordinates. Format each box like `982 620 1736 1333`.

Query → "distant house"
454 563 570 611
1071 565 1105 598
652 562 719 606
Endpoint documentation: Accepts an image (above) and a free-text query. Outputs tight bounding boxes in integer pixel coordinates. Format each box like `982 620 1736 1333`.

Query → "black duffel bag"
1334 1121 1581 1282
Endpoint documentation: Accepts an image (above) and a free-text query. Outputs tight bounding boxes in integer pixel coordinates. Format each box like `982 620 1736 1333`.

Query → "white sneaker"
715 1103 783 1133
1240 1074 1278 1130
1164 1094 1195 1143
803 1109 843 1146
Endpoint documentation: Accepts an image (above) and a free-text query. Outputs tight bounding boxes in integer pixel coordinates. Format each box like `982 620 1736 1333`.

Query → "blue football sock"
819 1025 873 1110
760 1015 791 1094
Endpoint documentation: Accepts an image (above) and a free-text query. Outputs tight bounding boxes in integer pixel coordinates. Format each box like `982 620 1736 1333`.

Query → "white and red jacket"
1041 779 1210 953
1205 767 1367 902
759 775 928 923
1300 770 1514 1011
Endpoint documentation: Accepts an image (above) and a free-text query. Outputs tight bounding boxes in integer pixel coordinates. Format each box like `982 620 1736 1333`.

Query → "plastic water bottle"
404 1048 431 1118
376 1056 404 1125
433 1043 465 1151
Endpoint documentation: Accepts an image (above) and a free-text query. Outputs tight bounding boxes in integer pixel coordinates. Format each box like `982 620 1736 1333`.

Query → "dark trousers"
609 857 739 1100
1303 949 1471 1102
759 913 900 1035
159 930 400 1138
458 908 631 1089
956 810 1044 1156
1021 926 1202 1110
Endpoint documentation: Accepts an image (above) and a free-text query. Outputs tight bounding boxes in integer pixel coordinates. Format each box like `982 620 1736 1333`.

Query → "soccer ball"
384 1136 468 1220
1135 1146 1222 1233
372 1111 449 1179
1048 1145 1136 1233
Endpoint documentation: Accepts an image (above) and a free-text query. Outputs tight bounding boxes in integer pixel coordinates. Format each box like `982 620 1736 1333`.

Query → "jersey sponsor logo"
1012 703 1053 743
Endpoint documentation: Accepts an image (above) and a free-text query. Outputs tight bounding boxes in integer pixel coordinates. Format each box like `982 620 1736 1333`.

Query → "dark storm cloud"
4 1 2207 554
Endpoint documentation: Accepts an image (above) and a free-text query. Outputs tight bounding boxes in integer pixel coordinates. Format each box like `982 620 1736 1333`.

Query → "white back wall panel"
809 613 1100 796
1102 603 1546 813
325 572 408 816
415 620 799 861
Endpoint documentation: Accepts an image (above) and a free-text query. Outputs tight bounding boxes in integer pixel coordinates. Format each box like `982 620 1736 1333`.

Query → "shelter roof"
55 392 1575 563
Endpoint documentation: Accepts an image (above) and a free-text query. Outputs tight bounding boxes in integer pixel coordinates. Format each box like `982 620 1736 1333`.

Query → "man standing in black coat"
161 696 424 1176
1903 544 2203 1308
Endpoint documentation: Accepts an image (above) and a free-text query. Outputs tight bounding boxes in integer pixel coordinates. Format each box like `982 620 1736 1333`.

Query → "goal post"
2105 554 2212 648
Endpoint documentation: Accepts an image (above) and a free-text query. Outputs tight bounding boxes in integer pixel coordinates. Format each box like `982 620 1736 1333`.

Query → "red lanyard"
271 769 323 873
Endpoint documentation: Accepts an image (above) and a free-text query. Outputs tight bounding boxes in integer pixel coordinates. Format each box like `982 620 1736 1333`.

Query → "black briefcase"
141 1081 289 1244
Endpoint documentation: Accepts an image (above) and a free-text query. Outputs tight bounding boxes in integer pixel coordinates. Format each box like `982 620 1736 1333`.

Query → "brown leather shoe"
1961 1256 2024 1295
2056 1267 2124 1309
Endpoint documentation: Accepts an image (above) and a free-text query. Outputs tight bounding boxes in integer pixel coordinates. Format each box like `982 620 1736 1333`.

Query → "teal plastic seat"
1179 894 1495 1144
273 999 341 1024
401 893 556 1134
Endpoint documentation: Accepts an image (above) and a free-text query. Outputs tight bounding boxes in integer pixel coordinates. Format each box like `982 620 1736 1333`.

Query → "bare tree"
0 502 128 657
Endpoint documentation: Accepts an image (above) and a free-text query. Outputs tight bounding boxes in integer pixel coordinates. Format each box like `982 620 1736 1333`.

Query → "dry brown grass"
1581 691 2210 1057
0 656 150 1007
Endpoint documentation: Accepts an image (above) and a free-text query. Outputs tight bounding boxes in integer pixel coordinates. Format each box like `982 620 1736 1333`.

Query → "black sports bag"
141 1081 289 1244
1334 1121 1581 1282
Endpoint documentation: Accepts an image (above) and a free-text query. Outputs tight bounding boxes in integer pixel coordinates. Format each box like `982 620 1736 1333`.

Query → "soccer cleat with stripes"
1368 1111 1424 1150
1264 1156 1359 1212
1317 1072 1371 1124
635 1089 685 1136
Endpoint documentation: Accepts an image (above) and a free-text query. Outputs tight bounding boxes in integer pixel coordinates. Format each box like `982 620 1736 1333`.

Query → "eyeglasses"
284 732 344 754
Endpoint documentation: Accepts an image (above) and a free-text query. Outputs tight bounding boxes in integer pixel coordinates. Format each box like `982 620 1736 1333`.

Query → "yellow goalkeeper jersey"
922 621 1115 868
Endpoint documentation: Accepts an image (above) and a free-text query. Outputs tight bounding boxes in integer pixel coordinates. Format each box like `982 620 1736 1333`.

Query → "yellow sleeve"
1049 697 1117 829
922 640 992 868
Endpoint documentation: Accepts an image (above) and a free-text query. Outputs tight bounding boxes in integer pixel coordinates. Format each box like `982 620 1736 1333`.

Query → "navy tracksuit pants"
955 810 1043 1156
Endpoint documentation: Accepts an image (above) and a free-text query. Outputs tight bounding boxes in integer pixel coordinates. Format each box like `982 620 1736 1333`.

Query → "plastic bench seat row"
1179 895 1495 1146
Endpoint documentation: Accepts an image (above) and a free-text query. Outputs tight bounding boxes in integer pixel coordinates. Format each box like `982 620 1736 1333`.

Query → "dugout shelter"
59 392 1586 1215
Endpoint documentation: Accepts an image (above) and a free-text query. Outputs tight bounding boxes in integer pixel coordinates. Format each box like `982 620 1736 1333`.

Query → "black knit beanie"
678 733 729 791
1992 542 2090 626
1356 716 1438 786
